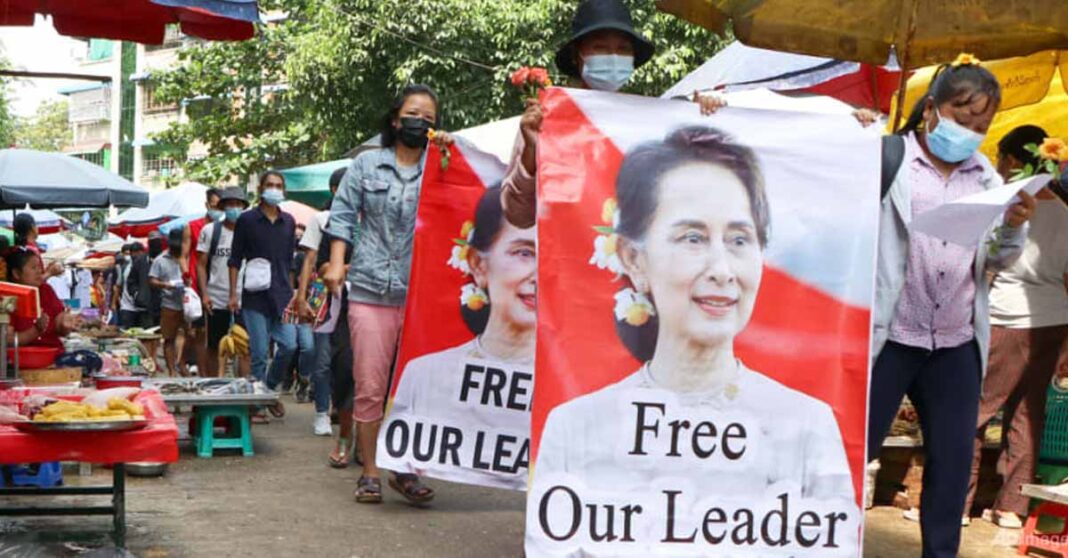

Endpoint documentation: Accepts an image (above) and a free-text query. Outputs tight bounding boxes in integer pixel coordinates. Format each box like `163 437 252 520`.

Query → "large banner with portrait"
375 134 535 491
527 88 879 556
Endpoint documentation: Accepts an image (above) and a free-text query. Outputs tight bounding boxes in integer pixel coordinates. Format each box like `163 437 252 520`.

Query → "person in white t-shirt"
965 125 1068 529
528 127 858 557
379 185 536 489
196 187 250 378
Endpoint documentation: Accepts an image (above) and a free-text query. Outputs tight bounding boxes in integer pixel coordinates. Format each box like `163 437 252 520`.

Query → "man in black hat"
500 0 724 229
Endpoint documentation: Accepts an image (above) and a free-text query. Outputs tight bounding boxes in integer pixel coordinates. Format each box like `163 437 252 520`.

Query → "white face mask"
581 54 635 92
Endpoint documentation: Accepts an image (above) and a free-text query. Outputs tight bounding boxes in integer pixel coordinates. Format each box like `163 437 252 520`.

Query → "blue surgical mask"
224 207 242 222
581 54 634 92
926 108 985 164
207 209 224 222
261 188 285 206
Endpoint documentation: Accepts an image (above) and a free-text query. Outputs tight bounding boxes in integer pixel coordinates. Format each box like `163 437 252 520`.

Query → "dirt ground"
0 396 1044 557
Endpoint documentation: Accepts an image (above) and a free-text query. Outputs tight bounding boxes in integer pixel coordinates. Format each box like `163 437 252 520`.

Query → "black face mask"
397 117 431 149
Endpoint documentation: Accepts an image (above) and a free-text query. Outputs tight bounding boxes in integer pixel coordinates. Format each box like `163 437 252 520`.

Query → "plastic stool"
1019 502 1068 557
0 462 63 487
194 405 254 458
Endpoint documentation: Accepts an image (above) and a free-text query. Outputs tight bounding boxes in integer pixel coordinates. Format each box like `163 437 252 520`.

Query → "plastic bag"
183 287 203 322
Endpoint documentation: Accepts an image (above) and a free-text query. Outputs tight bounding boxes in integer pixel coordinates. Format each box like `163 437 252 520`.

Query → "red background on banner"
392 147 491 398
532 88 870 505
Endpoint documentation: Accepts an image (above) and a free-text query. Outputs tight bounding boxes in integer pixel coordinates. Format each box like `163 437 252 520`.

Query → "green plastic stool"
194 405 254 458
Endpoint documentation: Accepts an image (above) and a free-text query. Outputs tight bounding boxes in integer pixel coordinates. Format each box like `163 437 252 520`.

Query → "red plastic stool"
1019 485 1068 557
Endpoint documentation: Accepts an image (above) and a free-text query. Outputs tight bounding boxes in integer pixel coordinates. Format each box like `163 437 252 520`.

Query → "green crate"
1039 382 1068 466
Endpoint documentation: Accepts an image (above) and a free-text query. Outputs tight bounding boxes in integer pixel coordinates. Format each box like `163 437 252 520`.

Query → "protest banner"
375 134 535 491
527 88 880 556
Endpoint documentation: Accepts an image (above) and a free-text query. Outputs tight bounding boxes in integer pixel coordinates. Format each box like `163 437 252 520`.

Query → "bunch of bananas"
219 324 250 359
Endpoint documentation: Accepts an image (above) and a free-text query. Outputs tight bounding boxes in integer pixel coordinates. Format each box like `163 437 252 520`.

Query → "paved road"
0 396 1036 557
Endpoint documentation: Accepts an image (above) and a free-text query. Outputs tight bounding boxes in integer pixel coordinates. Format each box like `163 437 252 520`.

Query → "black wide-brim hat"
555 0 655 79
219 186 250 208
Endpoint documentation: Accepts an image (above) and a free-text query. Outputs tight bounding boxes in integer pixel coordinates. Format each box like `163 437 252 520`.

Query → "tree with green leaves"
151 0 727 184
13 99 70 152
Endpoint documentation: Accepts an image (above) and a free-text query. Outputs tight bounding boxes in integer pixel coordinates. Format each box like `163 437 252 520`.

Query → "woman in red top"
4 247 80 348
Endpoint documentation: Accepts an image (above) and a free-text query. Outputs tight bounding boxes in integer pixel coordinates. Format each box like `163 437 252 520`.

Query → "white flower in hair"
613 288 655 327
589 234 624 275
447 245 472 275
447 220 476 275
460 283 488 311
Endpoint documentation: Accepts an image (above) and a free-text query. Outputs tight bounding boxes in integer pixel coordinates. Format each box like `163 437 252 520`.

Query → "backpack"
881 134 906 200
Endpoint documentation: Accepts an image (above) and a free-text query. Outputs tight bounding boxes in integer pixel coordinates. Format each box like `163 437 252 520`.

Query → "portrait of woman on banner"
529 126 859 555
384 186 536 490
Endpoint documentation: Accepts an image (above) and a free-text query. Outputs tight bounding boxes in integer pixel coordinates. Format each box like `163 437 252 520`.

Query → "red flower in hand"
511 67 531 88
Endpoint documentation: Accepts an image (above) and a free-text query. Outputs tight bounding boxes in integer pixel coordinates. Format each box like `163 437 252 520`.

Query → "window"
143 83 178 114
73 150 106 167
145 25 184 52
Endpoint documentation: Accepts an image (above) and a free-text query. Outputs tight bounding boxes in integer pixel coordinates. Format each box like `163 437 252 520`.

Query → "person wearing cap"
500 0 725 229
150 227 191 376
197 187 251 378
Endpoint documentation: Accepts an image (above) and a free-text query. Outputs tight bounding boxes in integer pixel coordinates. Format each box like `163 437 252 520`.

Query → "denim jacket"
872 135 1026 379
327 147 424 306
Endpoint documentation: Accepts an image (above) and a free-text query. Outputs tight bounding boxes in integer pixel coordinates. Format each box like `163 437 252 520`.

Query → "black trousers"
867 339 981 558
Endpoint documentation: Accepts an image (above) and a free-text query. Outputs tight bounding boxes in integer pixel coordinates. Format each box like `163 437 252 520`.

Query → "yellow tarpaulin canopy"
892 50 1068 161
656 0 1068 68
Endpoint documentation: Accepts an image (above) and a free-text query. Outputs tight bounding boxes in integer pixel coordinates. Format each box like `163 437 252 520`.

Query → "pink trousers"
348 301 405 422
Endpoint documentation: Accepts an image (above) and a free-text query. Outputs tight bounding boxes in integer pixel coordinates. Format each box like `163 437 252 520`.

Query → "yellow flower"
1039 137 1067 161
457 244 470 262
467 295 487 311
602 234 618 256
427 128 438 141
951 53 979 67
624 304 651 326
1059 145 1068 162
459 220 475 239
601 198 618 224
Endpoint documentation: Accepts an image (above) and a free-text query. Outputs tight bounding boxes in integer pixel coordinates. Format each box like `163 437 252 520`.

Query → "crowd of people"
1 2 1065 557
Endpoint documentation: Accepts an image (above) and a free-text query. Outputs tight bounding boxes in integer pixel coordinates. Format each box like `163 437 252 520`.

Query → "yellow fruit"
230 324 248 343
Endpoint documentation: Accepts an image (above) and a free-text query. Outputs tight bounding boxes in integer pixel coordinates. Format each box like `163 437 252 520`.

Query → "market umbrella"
280 200 317 228
656 0 1068 68
662 41 903 112
109 182 208 238
0 149 149 210
893 50 1068 161
0 0 259 43
280 159 350 209
0 209 70 234
656 0 1068 125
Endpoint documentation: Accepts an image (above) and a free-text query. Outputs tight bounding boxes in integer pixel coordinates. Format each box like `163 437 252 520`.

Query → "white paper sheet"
910 174 1052 247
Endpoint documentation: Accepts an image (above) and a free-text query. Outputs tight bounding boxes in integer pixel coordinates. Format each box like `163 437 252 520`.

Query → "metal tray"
12 419 148 433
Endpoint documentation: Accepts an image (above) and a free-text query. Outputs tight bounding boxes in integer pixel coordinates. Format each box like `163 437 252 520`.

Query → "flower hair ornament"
614 288 655 327
589 198 624 275
589 196 658 328
447 219 489 311
950 53 979 67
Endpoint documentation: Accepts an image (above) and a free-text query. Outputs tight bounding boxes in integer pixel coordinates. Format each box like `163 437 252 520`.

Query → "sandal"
328 435 353 469
355 476 382 504
389 473 435 504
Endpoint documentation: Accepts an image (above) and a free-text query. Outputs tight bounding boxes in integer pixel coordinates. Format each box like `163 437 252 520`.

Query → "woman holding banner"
323 84 453 505
381 186 536 489
529 126 859 556
866 58 1035 558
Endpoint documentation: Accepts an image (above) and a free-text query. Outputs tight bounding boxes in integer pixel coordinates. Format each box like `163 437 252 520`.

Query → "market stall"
146 378 280 458
0 388 179 547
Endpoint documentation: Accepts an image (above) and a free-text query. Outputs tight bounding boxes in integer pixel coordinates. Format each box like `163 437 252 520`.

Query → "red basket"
7 346 61 369
94 376 143 390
